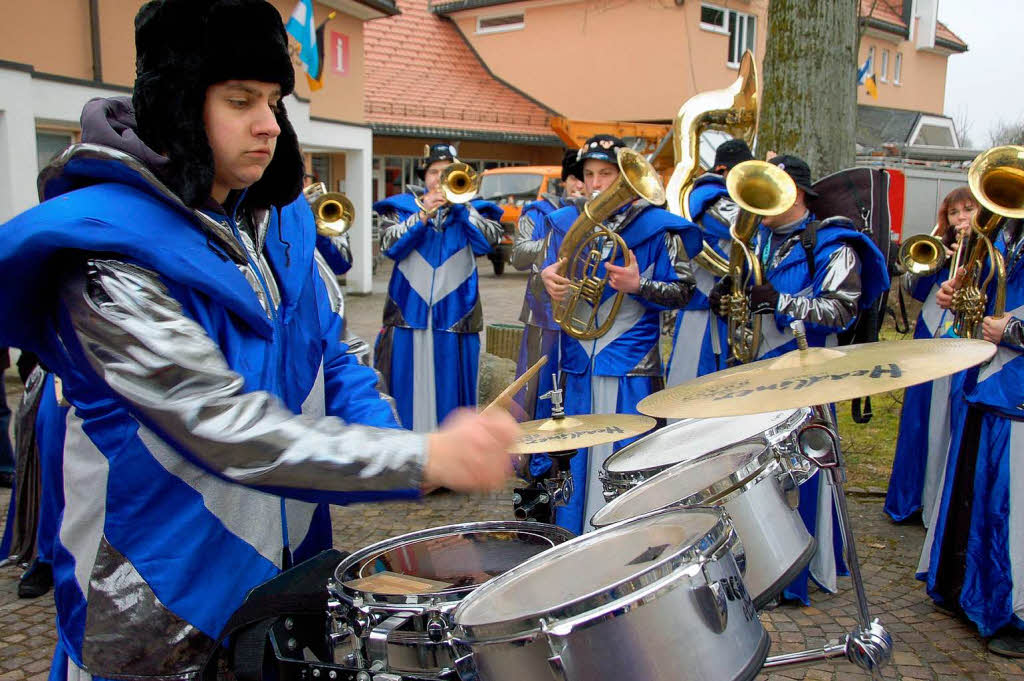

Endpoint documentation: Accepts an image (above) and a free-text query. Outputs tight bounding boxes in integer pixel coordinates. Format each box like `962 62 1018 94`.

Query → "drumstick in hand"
481 355 548 417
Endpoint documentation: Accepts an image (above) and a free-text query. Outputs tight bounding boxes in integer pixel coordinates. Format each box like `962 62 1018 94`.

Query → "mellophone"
242 324 997 681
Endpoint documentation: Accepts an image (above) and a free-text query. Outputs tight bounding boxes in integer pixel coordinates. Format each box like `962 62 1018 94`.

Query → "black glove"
708 276 732 317
748 282 780 315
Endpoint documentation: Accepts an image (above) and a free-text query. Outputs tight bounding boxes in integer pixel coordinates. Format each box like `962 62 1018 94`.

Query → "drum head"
604 410 798 474
455 508 726 630
593 441 770 528
336 522 573 602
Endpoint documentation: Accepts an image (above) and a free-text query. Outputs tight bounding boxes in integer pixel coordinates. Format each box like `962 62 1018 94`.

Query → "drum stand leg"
762 412 893 679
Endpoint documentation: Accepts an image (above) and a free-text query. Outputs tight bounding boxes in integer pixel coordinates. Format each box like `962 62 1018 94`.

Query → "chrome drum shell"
591 441 814 610
452 508 769 681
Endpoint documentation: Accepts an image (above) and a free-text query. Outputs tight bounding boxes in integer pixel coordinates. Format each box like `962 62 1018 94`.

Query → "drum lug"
693 568 729 635
540 619 572 681
366 611 413 671
452 650 479 681
779 467 801 510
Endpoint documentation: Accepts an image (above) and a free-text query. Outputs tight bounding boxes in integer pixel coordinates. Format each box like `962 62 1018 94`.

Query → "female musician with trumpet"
885 187 976 525
539 134 703 534
922 145 1024 658
373 143 504 432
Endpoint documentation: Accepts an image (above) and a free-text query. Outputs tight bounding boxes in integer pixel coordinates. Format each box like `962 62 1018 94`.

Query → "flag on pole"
857 56 872 85
865 73 879 100
305 12 337 91
286 0 319 84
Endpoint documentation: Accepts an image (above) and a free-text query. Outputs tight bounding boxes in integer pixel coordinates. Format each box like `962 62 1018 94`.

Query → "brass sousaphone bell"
552 147 667 340
302 182 355 237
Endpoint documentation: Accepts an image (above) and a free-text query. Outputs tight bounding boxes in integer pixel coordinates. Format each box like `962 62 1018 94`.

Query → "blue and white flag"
286 0 320 80
857 55 872 85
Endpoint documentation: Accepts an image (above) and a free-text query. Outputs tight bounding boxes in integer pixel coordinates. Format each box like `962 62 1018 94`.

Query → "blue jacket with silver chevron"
0 134 425 677
374 193 502 332
542 202 703 376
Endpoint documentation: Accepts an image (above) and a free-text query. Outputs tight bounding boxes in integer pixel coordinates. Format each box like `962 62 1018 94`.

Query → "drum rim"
601 408 804 477
592 441 778 529
451 507 733 641
332 521 574 608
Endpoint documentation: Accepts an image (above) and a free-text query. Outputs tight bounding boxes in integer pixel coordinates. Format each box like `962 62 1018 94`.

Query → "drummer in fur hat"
0 2 516 678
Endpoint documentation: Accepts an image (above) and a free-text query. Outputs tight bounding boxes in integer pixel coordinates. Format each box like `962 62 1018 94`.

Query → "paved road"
0 261 1021 680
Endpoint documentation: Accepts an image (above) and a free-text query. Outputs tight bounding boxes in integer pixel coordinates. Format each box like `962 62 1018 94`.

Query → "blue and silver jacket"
688 173 736 258
375 192 503 332
316 232 352 275
513 194 570 329
752 214 890 358
543 202 702 376
0 142 424 679
969 228 1024 420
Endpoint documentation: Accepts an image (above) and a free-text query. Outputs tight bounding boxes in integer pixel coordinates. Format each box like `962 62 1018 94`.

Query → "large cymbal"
638 339 997 419
513 413 657 454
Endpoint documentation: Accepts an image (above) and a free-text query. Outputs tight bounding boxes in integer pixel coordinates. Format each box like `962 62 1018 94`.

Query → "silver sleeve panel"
467 203 505 246
776 245 862 330
511 212 546 271
636 234 696 309
379 209 423 253
1002 317 1024 352
61 259 426 493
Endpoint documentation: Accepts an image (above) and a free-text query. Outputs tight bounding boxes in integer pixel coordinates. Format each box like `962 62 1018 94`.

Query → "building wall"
0 0 96 81
856 33 948 115
450 0 769 121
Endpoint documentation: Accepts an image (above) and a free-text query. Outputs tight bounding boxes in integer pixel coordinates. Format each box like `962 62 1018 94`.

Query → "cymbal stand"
762 322 893 679
513 377 577 522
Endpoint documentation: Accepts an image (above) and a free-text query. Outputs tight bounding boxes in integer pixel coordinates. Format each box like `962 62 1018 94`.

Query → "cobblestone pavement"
0 263 1021 680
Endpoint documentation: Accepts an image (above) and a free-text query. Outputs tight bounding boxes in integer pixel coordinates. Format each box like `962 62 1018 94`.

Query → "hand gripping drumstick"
481 356 548 416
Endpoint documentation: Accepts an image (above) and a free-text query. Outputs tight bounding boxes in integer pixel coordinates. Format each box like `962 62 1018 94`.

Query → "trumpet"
552 147 667 340
415 162 479 217
721 160 797 364
898 226 947 277
950 145 1024 338
302 182 354 238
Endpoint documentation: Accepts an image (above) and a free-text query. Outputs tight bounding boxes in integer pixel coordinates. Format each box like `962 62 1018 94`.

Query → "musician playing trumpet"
374 143 504 432
539 134 702 534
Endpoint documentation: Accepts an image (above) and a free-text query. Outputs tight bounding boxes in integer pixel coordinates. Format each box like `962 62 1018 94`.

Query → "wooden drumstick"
481 355 548 416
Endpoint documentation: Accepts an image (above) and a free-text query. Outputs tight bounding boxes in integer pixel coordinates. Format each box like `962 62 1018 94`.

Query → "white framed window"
880 49 889 82
476 13 524 34
699 3 729 34
36 130 75 172
894 53 903 85
727 10 756 67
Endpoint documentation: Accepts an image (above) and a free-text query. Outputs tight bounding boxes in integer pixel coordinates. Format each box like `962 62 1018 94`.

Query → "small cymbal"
513 413 657 454
638 338 997 419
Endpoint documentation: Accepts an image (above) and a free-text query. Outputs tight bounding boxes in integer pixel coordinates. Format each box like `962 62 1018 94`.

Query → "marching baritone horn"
302 182 354 238
950 145 1024 338
722 160 797 364
552 147 667 340
414 162 480 217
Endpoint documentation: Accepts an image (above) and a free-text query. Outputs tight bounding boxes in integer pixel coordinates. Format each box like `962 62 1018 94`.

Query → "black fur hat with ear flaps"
132 0 304 209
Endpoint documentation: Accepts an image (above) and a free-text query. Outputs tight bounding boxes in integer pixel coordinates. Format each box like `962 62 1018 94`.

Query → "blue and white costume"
920 228 1024 637
373 192 503 431
667 174 735 385
316 232 352 276
751 213 890 604
886 270 957 523
0 131 424 680
542 201 701 534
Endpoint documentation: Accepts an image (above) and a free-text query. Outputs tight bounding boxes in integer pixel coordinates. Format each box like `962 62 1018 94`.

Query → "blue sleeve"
382 213 429 262
315 234 352 275
628 235 681 312
543 215 565 269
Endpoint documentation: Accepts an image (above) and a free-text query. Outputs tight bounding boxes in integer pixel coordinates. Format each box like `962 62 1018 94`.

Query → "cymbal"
513 413 657 454
637 338 997 419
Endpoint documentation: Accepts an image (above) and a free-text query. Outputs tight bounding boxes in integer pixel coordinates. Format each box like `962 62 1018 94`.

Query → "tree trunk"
758 0 859 179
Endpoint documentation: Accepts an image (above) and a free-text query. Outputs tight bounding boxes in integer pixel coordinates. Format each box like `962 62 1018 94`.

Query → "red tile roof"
364 0 558 142
859 0 966 50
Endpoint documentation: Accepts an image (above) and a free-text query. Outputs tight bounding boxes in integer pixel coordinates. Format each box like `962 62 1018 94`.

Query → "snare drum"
329 521 573 676
592 441 814 610
600 408 815 502
452 508 768 681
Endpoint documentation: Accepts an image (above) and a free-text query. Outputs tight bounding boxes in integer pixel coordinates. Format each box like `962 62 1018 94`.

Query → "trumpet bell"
899 234 947 276
439 162 479 205
725 161 798 218
303 182 355 237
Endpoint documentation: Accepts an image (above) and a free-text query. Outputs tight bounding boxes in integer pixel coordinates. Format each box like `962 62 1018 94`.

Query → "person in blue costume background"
666 138 753 387
923 216 1024 658
709 153 890 606
886 188 976 524
0 3 517 679
511 150 585 479
373 143 504 433
540 134 703 535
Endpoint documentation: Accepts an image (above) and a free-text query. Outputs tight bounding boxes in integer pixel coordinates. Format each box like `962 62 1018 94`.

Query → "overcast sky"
939 0 1023 148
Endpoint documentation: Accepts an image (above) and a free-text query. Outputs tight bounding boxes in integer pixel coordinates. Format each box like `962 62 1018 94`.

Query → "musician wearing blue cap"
374 143 505 432
708 153 890 606
539 134 702 534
